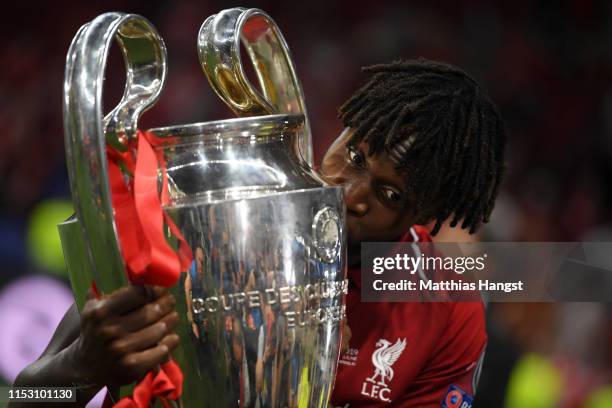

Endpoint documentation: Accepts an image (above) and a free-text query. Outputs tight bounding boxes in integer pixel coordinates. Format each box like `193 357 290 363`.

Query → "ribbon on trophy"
107 130 192 286
98 130 191 408
107 360 183 408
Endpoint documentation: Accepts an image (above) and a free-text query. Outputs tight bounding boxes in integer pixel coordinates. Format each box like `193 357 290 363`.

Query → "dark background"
1 1 611 406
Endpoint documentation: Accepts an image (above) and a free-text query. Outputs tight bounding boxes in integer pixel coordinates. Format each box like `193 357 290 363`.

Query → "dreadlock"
339 58 506 235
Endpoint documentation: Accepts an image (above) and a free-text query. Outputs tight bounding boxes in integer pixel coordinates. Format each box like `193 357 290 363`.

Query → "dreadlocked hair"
339 58 506 235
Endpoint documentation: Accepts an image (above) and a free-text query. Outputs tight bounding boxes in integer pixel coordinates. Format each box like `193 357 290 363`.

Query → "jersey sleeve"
395 301 487 407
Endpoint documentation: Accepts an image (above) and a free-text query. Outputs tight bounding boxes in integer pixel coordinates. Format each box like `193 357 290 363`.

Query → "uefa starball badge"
59 8 347 407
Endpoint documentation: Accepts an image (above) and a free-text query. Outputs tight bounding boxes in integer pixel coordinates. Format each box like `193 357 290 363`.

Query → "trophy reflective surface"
59 8 346 408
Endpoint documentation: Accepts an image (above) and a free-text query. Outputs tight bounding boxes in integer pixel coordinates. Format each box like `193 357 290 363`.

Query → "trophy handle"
63 12 167 295
197 8 314 166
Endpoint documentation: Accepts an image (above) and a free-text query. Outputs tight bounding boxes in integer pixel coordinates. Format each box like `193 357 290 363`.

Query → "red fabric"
330 226 487 407
90 280 101 299
108 131 192 286
102 130 190 407
111 360 183 408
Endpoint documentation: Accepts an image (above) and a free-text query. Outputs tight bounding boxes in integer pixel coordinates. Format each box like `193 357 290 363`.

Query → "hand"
341 322 351 354
70 285 180 387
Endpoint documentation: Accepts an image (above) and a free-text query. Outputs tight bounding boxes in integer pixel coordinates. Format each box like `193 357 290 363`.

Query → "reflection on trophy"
58 7 346 408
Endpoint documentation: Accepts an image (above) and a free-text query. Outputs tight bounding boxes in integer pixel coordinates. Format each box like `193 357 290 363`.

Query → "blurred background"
1 0 611 407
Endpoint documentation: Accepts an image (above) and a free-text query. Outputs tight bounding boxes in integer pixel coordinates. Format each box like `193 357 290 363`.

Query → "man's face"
318 128 420 247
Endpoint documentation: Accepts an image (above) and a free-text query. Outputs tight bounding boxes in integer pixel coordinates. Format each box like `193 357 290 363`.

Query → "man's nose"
344 180 369 217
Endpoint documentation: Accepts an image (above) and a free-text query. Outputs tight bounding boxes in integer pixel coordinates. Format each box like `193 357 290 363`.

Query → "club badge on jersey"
360 337 407 403
441 384 474 408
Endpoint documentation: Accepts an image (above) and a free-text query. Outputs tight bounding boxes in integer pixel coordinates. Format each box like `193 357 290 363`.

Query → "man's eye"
348 148 365 167
382 187 403 203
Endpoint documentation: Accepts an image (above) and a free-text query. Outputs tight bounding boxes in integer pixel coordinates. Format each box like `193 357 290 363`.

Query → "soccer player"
323 59 505 406
9 58 505 407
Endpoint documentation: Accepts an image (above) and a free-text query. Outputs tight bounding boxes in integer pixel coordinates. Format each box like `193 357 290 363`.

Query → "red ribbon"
111 360 183 408
107 130 192 285
99 130 191 407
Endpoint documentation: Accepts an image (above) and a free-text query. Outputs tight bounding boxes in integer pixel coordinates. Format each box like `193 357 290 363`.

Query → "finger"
120 343 173 380
158 333 181 363
82 286 157 324
109 312 179 355
105 293 176 334
146 286 167 299
103 285 168 318
159 332 181 350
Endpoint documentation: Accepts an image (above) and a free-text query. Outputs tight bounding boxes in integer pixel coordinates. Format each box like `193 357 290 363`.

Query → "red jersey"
331 225 487 407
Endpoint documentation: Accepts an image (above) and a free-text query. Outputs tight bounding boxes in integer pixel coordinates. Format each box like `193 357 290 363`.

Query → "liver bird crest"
366 338 407 387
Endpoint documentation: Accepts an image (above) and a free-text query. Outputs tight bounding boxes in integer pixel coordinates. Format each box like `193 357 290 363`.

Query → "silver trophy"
59 8 346 408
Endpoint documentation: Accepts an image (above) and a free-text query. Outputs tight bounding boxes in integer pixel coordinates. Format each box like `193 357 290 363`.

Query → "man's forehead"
333 127 413 179
357 141 411 182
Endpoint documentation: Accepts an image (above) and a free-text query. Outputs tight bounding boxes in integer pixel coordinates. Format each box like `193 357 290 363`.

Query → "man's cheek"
359 222 387 241
371 222 402 241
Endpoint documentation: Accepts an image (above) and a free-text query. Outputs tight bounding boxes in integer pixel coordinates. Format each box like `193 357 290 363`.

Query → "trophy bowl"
149 114 346 407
